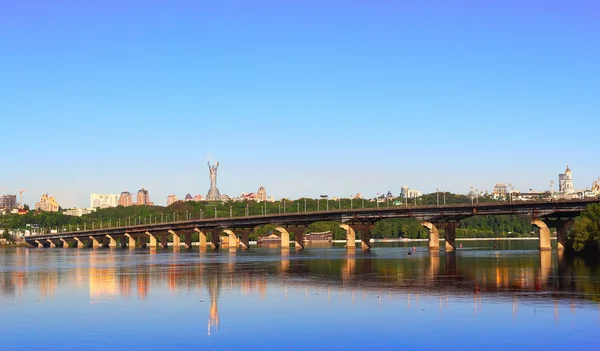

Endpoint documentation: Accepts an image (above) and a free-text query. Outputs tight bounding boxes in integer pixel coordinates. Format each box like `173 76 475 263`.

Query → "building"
303 231 333 243
184 194 193 202
90 194 120 209
167 194 178 206
137 188 152 205
35 194 60 212
118 191 133 207
257 187 267 202
194 195 203 201
257 232 281 245
401 186 421 199
592 178 600 194
0 195 17 210
493 183 508 199
64 208 95 217
558 166 574 193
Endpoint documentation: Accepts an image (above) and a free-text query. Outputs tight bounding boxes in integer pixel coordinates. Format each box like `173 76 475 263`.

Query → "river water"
1 241 600 350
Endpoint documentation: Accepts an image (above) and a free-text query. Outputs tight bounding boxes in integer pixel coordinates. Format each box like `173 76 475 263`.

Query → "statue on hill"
206 158 221 201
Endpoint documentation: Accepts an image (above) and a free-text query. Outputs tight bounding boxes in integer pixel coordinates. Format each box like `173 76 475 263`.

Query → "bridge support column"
35 240 44 248
295 232 304 249
555 220 572 251
60 238 70 248
223 229 237 249
209 230 220 249
145 232 157 248
194 228 210 248
184 233 192 249
239 230 250 249
73 237 84 248
340 224 356 250
46 239 56 248
442 223 458 252
421 222 439 251
275 227 290 248
531 219 551 251
89 236 101 248
169 230 181 249
105 235 117 248
159 235 169 249
125 233 136 249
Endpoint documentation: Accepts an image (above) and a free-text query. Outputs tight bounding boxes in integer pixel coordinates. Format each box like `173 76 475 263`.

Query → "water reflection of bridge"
1 248 598 328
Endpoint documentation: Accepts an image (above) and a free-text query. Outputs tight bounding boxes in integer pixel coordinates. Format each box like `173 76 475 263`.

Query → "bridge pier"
46 239 56 248
160 234 169 249
169 230 181 249
421 222 439 251
105 235 117 248
209 230 220 249
555 220 572 251
223 229 237 249
34 240 44 248
194 228 208 248
145 232 157 248
295 231 304 249
440 222 458 251
275 227 291 249
183 232 192 249
60 238 70 248
340 224 356 250
238 230 250 249
73 237 84 248
89 236 101 248
531 219 551 251
124 233 136 249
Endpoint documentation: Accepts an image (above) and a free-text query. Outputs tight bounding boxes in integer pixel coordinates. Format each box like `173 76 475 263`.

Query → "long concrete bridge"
25 199 599 251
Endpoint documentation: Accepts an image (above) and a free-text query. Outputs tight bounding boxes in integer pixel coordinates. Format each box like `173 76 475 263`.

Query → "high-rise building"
257 187 267 202
90 194 120 209
400 186 410 198
35 194 59 212
167 194 178 206
118 191 133 207
137 188 151 205
0 195 17 210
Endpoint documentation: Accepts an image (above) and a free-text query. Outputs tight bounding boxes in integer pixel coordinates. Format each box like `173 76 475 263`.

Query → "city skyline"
1 2 599 208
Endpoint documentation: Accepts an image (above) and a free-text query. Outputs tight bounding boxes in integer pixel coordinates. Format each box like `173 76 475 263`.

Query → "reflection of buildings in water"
119 267 132 299
89 268 118 300
37 273 58 300
89 254 118 300
258 279 267 300
136 267 149 300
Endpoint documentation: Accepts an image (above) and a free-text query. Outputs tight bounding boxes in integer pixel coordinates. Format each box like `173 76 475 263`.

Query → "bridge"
25 198 599 251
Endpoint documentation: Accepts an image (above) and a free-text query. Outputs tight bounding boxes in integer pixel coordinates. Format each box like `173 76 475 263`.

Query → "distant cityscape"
1 165 599 217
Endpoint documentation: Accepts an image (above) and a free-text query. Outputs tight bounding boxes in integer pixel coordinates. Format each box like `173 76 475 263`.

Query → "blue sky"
1 1 599 208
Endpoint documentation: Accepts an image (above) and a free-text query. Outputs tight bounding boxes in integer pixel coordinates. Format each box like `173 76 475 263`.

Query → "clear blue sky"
1 1 599 208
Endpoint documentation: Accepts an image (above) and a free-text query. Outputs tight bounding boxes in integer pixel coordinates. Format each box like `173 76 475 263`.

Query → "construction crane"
19 190 27 209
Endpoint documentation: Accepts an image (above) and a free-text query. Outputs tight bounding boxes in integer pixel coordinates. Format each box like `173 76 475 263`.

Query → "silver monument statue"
206 158 221 201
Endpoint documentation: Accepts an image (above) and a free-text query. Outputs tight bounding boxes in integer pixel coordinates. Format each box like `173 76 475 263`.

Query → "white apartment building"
90 194 120 209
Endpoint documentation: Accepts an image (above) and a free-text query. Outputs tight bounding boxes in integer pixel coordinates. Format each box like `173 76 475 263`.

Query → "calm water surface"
1 241 600 350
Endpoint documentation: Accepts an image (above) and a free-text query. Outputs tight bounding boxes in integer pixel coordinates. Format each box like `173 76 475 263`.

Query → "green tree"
569 203 600 252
